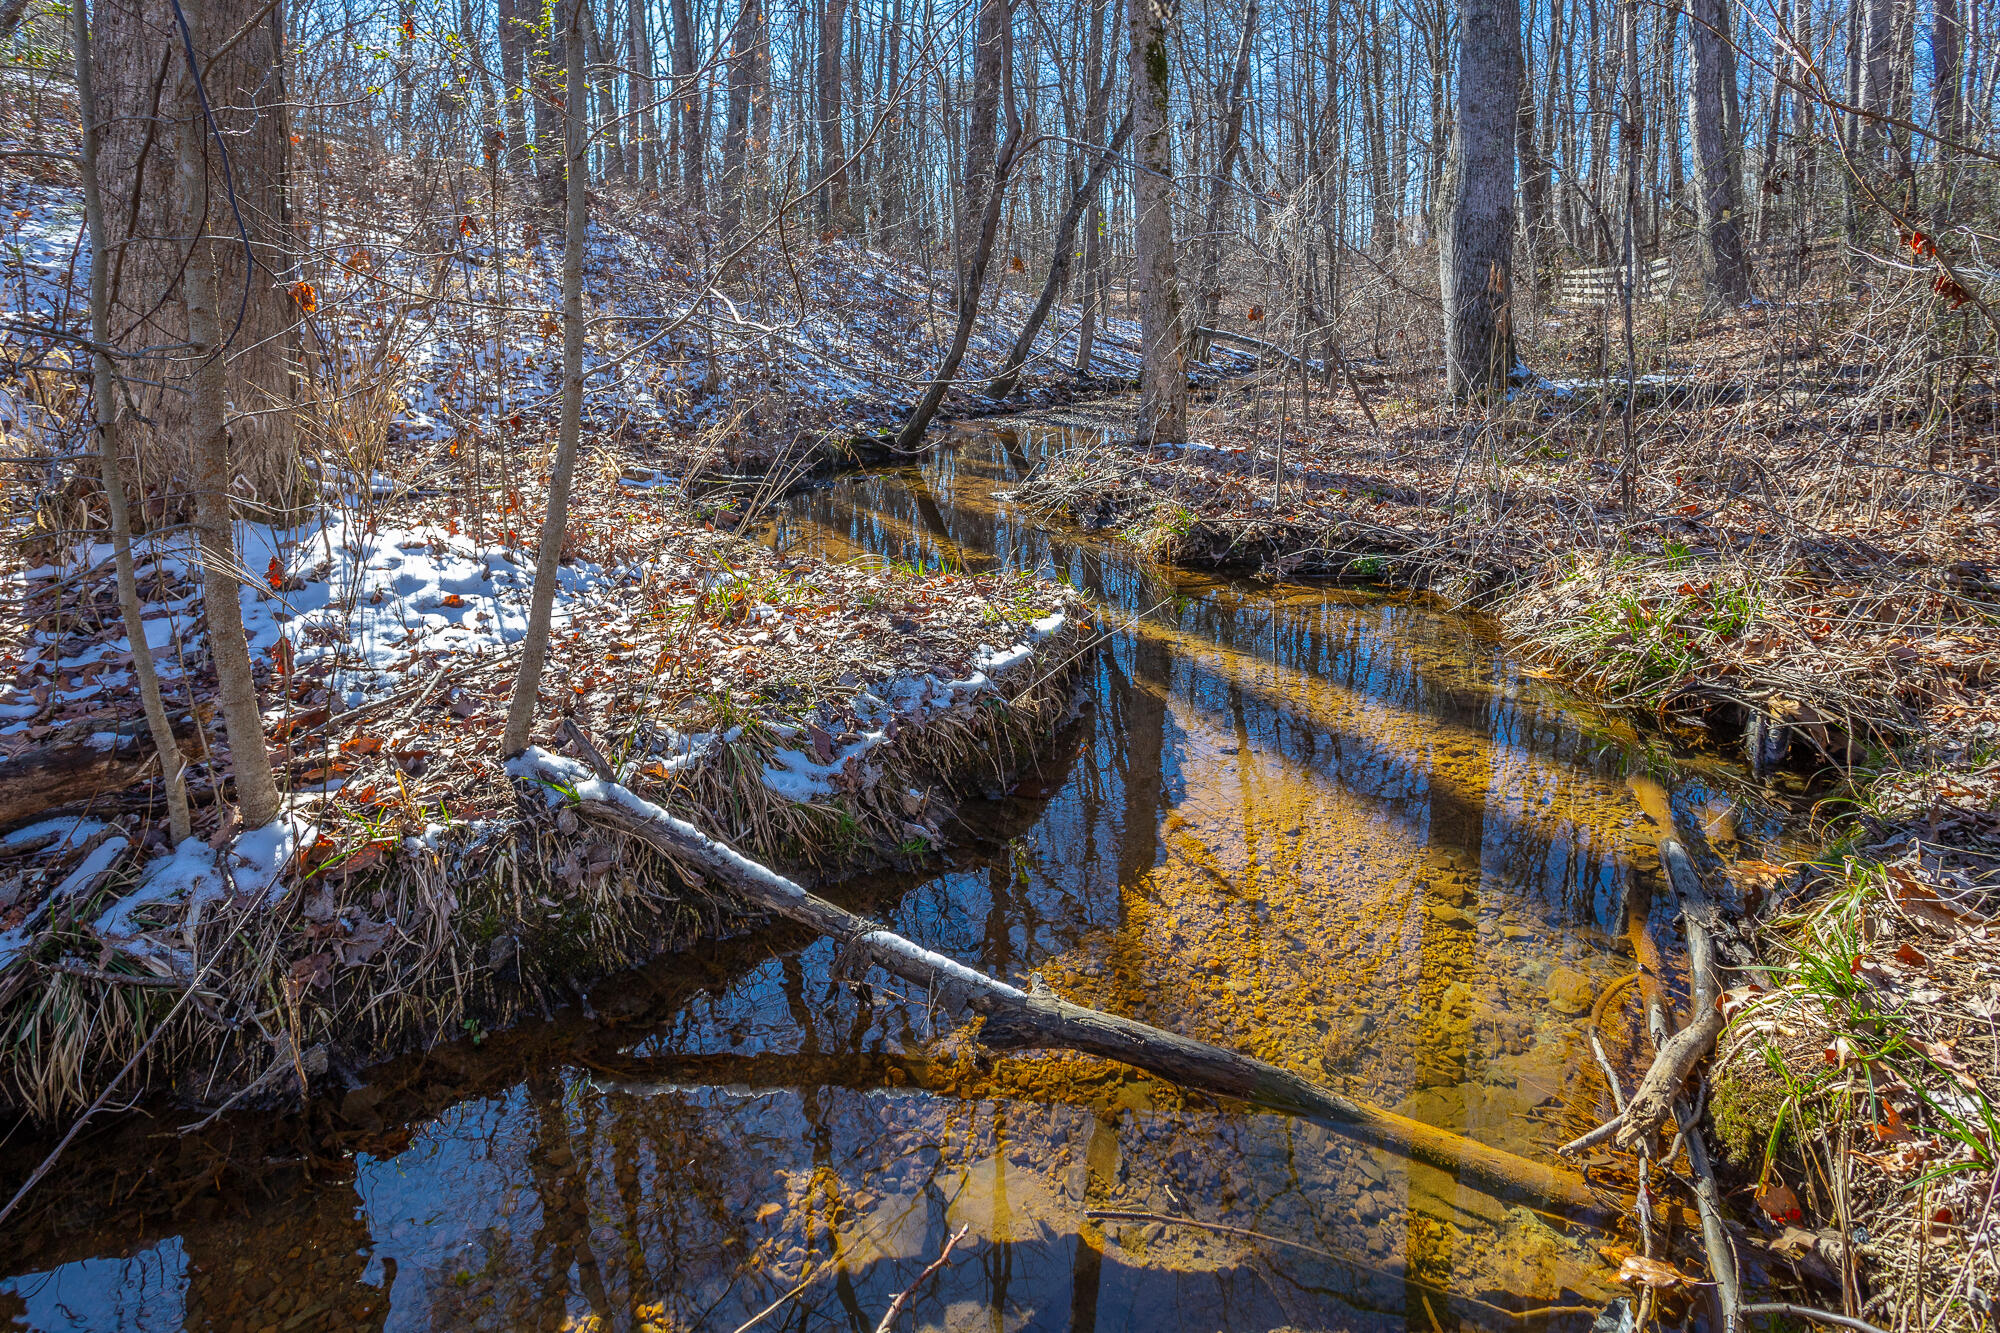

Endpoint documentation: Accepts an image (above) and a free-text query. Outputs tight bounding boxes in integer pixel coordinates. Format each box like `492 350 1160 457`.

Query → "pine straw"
0 613 1091 1122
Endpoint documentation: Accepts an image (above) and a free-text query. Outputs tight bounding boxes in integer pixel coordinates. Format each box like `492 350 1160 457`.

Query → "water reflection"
0 416 1794 1331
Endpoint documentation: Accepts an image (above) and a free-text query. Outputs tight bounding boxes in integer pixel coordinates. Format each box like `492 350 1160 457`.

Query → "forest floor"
1016 301 2000 1330
2 126 1997 1321
0 164 1142 1120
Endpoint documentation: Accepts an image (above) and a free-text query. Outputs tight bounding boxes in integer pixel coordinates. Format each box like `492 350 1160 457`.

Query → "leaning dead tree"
513 747 1606 1218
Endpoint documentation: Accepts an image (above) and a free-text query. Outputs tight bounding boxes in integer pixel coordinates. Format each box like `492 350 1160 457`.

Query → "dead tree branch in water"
511 746 1608 1218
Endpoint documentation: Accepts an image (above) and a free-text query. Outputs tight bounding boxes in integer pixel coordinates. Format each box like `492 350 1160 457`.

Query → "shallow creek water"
0 417 1795 1331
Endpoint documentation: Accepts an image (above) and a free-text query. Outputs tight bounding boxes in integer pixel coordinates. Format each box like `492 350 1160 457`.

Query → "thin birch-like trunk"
175 0 279 829
503 0 592 758
75 0 190 842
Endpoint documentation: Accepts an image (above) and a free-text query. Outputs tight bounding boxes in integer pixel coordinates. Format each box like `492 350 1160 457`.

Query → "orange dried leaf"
288 280 318 314
1755 1181 1803 1223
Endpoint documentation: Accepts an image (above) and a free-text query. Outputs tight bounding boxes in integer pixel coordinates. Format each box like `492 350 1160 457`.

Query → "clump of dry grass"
0 612 1090 1122
1712 820 1999 1333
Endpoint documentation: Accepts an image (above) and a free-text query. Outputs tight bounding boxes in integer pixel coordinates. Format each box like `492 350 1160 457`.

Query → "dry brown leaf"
1755 1180 1803 1223
1616 1254 1699 1290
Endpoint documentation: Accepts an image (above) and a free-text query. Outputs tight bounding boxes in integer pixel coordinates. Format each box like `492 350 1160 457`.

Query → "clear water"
0 416 1788 1332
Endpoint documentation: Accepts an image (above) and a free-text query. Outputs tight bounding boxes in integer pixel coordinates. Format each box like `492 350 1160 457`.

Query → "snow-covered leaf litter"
4 554 1078 981
757 611 1069 800
0 170 1106 997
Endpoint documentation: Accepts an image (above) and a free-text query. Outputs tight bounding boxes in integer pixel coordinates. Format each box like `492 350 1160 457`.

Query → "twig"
1739 1303 1891 1333
1589 1027 1656 1260
873 1224 968 1333
1678 1087 1742 1333
727 1264 834 1333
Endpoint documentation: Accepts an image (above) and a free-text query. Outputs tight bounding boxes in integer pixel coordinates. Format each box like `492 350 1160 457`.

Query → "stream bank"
0 506 1093 1123
0 407 1811 1330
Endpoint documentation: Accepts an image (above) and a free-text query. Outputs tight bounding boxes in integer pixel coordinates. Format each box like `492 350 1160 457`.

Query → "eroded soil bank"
0 415 1812 1331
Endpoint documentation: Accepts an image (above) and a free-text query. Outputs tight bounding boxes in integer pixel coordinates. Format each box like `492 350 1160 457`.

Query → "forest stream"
0 414 1806 1332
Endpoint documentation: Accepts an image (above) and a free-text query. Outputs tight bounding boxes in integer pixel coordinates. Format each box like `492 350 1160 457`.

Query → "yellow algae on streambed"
3 419 1779 1329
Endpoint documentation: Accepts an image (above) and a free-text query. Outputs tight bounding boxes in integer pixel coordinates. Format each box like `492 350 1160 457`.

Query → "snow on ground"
0 511 641 743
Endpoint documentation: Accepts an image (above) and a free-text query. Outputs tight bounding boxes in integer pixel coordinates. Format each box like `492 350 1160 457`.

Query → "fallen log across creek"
510 747 1609 1220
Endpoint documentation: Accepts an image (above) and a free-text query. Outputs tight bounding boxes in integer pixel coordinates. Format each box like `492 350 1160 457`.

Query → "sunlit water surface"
0 417 1792 1331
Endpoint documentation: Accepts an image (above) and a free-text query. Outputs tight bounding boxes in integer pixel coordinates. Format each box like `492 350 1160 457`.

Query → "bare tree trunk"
1688 0 1752 300
1366 0 1395 250
1516 32 1549 299
173 0 278 829
669 0 700 202
95 0 298 511
722 0 764 227
1440 0 1519 401
626 0 650 182
74 0 190 843
535 2 567 204
895 0 1019 448
0 0 34 43
1190 0 1258 362
953 0 1008 309
586 3 618 180
817 0 850 224
1934 0 1961 221
460 0 498 138
1129 0 1189 443
504 0 592 758
1858 0 1893 171
499 0 530 167
986 109 1132 398
878 0 904 237
1072 0 1115 374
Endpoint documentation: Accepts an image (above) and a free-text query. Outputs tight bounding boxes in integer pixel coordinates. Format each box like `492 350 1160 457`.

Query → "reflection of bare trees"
5 424 1652 1326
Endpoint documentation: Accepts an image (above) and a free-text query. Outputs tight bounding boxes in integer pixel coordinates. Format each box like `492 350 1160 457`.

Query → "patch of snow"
229 813 316 904
92 838 226 939
3 816 110 854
